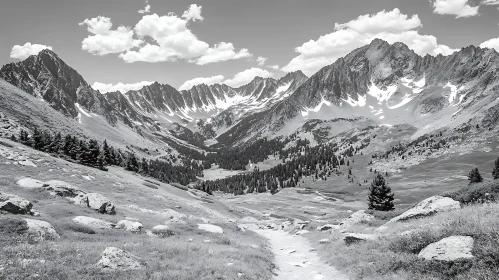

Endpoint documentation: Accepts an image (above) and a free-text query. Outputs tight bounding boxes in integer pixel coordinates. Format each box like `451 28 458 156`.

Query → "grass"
0 138 274 280
309 202 499 280
445 180 499 204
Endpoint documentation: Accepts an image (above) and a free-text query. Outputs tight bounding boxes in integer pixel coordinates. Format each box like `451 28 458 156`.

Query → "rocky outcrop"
0 192 33 215
24 218 60 240
387 196 460 224
418 236 474 261
97 247 144 270
116 220 143 233
72 216 115 229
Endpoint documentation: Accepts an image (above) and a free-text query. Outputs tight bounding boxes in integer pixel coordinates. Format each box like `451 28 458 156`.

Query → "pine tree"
468 168 483 184
492 157 499 180
368 173 395 211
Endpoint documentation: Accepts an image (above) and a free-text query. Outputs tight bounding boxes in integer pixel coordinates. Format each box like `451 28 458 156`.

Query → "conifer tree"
492 157 499 180
368 173 394 211
468 168 483 184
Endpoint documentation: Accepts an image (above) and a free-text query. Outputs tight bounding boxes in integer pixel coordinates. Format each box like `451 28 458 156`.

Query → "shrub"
0 217 29 235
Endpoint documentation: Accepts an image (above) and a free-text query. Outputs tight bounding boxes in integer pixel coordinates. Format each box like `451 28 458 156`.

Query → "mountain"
217 39 499 145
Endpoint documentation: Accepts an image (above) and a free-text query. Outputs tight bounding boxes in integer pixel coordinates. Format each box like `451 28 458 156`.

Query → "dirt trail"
253 228 348 280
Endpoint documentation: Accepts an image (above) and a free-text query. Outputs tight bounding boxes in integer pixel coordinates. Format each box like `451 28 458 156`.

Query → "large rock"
151 225 174 237
0 192 33 214
24 218 60 240
387 196 460 224
97 247 144 270
418 236 474 261
198 224 224 234
339 210 375 229
72 216 115 229
17 178 44 189
43 180 82 198
116 220 143 233
343 233 377 245
162 208 187 223
76 193 116 215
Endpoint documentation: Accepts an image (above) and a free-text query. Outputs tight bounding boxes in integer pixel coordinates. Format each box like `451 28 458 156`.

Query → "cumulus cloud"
480 37 499 51
80 5 250 64
256 56 267 65
10 43 52 60
178 75 225 91
268 65 280 70
182 4 204 22
431 0 480 18
224 68 274 88
138 4 151 14
92 81 154 93
282 9 457 76
79 16 142 55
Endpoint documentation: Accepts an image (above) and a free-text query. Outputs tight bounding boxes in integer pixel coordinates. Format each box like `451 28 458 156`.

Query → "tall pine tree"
468 168 483 184
493 157 499 180
368 173 394 211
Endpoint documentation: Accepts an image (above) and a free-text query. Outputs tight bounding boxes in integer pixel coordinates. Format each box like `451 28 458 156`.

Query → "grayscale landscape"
1 1 499 279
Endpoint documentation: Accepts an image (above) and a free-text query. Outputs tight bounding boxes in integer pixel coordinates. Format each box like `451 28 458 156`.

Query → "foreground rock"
198 224 224 234
72 216 115 229
97 247 144 270
343 233 377 245
387 196 460 224
24 218 60 240
0 192 33 214
116 220 143 233
418 236 474 261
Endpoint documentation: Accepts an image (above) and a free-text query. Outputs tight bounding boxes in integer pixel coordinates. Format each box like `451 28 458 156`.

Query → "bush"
445 180 499 204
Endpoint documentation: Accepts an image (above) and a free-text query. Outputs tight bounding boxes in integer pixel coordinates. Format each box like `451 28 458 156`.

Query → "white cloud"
282 9 457 76
10 43 52 60
178 75 225 91
194 42 252 65
268 65 280 70
104 5 250 64
480 37 499 51
138 4 151 14
182 4 203 22
224 68 274 88
431 0 480 18
79 16 142 55
92 81 154 93
256 56 267 65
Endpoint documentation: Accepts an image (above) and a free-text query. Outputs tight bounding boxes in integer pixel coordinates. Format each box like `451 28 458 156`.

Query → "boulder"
24 219 60 240
317 225 335 231
343 233 377 245
162 208 187 223
18 160 37 167
116 220 143 233
151 225 174 237
43 180 82 198
198 224 224 234
77 193 116 215
318 239 330 244
418 236 474 261
0 192 33 214
387 196 460 224
17 178 44 189
97 247 144 270
72 216 115 229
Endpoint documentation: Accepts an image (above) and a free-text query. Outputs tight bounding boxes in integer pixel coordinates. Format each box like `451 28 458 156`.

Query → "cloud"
79 16 142 55
182 4 204 22
10 43 52 60
282 9 457 76
77 5 250 64
480 37 499 51
224 68 274 88
193 42 252 65
256 56 267 66
178 75 225 91
268 65 280 70
138 4 151 14
431 0 480 18
92 81 154 93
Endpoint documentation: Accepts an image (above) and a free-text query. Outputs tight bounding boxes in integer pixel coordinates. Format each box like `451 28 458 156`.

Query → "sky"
1 0 499 93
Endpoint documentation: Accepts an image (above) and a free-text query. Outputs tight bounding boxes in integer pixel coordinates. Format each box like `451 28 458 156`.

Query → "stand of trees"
15 128 203 185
